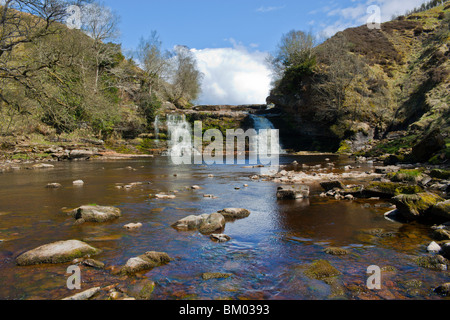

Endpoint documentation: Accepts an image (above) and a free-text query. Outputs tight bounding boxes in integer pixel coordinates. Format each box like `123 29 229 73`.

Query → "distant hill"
267 2 450 163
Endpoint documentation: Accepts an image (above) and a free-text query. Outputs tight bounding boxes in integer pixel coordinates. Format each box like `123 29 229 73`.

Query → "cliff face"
267 3 450 156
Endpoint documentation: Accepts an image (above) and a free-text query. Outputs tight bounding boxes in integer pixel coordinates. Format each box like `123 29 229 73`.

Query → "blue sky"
102 0 430 105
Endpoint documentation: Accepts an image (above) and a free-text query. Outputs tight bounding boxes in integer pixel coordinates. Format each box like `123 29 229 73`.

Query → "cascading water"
166 114 197 158
250 114 285 154
154 115 160 142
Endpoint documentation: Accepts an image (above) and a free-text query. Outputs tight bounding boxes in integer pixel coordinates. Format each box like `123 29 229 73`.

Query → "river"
0 155 447 300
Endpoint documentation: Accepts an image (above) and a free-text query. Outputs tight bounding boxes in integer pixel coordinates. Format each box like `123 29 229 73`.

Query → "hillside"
267 2 450 163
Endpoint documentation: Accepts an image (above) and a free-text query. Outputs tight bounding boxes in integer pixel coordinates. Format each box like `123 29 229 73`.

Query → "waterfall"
154 115 160 142
250 114 284 154
166 114 197 159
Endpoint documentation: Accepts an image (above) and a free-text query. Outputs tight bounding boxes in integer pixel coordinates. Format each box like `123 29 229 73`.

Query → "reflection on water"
0 155 447 300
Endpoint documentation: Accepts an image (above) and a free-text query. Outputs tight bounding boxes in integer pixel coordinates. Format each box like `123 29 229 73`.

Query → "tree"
80 2 120 91
136 31 169 97
166 45 203 107
269 30 316 81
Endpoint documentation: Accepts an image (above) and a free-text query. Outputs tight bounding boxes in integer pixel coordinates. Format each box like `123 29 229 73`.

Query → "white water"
250 114 285 154
154 115 160 142
166 114 198 159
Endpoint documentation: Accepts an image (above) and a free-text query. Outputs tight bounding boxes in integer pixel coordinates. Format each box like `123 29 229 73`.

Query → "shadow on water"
0 155 446 300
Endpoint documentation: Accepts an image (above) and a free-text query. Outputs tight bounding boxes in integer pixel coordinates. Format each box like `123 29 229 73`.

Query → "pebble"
73 180 84 186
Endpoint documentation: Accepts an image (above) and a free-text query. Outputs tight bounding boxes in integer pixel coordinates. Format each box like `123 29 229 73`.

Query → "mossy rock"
430 169 450 180
415 255 448 270
430 200 450 221
364 182 423 199
392 192 444 220
387 169 424 183
202 272 233 280
324 247 351 256
304 260 342 281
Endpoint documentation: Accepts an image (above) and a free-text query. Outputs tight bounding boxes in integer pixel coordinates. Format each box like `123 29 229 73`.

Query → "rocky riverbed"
1 153 450 300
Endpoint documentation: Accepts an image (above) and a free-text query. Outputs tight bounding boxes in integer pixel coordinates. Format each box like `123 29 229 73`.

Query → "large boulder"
198 212 226 234
277 185 310 200
391 193 444 221
172 212 226 234
16 240 100 266
411 129 445 162
363 182 423 199
218 208 251 220
69 205 122 223
121 251 171 275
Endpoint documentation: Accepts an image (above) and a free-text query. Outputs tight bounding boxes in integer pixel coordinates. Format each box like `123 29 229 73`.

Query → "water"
250 114 285 154
154 115 160 143
0 156 447 300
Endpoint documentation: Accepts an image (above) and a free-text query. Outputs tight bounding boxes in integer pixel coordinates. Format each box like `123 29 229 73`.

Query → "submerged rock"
434 283 450 296
304 260 342 280
121 251 171 275
324 247 351 256
202 272 232 280
82 258 105 269
16 240 100 266
70 205 122 224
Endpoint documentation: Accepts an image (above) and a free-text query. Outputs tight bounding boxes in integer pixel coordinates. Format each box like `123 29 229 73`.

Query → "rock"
344 194 355 201
277 185 310 200
198 212 226 235
430 200 450 221
427 241 442 253
304 260 341 280
155 194 176 199
82 259 105 269
124 223 143 230
218 208 251 220
441 243 450 259
430 169 450 180
109 291 121 300
375 166 400 174
202 272 232 280
126 279 155 300
32 163 54 169
324 247 350 256
70 205 122 223
433 229 450 241
210 234 231 242
363 182 422 199
46 183 62 189
415 255 448 271
16 240 100 266
191 185 201 190
172 215 207 231
121 251 171 275
320 181 345 191
62 287 101 300
412 129 445 162
391 193 444 221
73 180 84 186
69 149 94 160
434 283 450 296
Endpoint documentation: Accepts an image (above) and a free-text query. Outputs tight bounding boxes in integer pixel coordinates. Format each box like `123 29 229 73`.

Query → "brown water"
0 155 448 300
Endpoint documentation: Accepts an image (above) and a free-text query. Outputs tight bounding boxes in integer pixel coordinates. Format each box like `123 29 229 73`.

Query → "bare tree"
80 2 120 91
136 31 169 97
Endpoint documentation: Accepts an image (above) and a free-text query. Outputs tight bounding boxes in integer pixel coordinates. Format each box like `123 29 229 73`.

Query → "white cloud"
191 43 272 106
256 5 286 13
